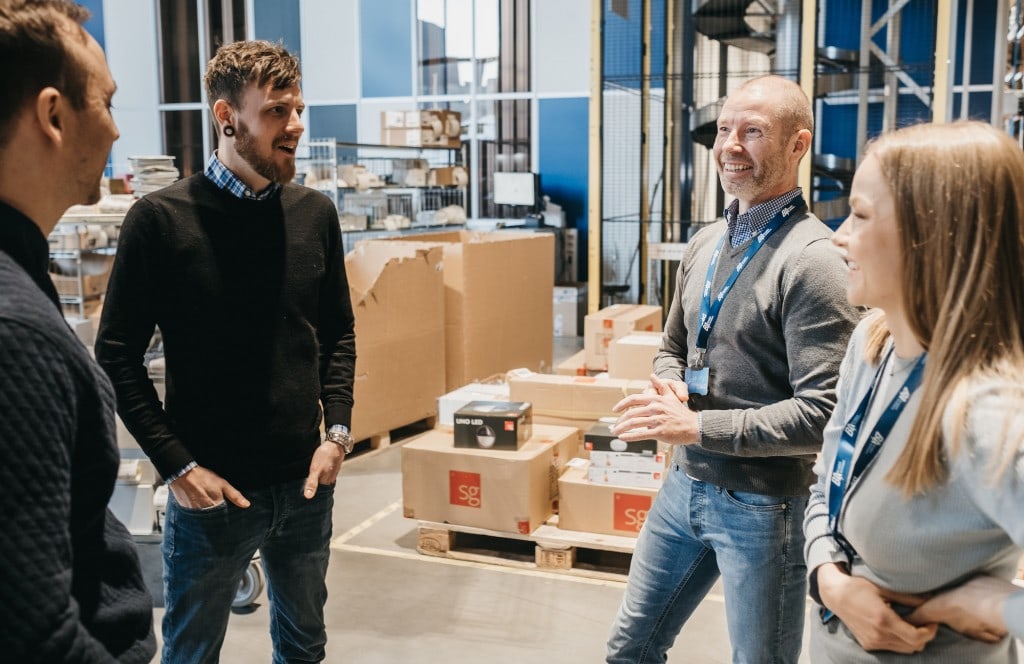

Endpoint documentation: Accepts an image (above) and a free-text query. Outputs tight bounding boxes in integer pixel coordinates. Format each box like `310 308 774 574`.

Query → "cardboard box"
345 242 446 442
507 373 647 427
454 401 532 450
374 231 554 391
607 331 663 380
437 382 511 428
428 166 469 188
553 283 587 337
380 110 462 148
584 304 663 371
401 425 580 534
50 271 110 298
584 420 658 454
558 466 660 537
555 349 589 376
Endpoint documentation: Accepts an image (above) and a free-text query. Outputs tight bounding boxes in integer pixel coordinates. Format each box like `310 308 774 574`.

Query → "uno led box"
584 420 658 454
453 401 532 450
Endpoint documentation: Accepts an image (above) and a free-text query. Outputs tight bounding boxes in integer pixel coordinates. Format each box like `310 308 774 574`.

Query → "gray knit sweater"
804 320 1024 662
655 209 859 496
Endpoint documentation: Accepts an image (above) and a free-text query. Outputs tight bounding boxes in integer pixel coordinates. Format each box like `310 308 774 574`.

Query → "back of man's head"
0 0 91 149
203 40 301 114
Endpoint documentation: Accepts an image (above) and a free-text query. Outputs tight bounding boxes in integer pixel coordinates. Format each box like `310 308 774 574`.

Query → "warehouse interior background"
75 0 1018 316
52 1 1024 661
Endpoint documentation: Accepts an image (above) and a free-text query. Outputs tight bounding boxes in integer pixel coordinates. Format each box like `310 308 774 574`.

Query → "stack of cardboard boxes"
401 300 673 542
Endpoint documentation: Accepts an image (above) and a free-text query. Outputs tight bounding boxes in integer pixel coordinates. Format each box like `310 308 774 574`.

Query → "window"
157 0 246 177
417 0 530 218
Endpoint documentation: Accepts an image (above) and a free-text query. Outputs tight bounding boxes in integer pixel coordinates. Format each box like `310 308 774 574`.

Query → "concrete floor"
146 337 814 663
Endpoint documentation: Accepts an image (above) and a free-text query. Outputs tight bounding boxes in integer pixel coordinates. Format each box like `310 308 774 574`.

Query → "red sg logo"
503 420 515 432
614 493 652 532
449 470 482 509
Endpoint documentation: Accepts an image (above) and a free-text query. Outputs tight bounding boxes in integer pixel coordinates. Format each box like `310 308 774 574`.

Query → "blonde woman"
803 121 1024 662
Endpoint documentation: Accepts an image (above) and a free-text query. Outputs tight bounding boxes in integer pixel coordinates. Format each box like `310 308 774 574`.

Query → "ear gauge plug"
223 125 235 137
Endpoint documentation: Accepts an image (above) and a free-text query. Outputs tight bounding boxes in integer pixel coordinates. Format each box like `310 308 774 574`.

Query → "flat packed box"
607 331 663 380
589 450 668 472
380 110 461 148
507 373 647 441
553 283 587 337
401 425 580 534
584 304 663 371
453 401 532 450
345 243 446 442
558 466 660 537
584 420 658 454
587 465 664 489
437 382 510 428
377 231 553 390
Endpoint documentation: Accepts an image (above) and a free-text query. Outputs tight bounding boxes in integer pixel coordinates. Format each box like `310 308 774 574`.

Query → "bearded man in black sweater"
0 1 155 661
96 40 356 663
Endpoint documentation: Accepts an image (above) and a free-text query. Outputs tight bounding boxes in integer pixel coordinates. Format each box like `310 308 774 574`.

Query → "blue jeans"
161 478 334 664
607 464 808 664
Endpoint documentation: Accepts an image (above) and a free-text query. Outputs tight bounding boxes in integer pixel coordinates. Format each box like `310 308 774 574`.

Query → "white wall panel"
103 0 161 175
300 0 361 102
535 0 590 95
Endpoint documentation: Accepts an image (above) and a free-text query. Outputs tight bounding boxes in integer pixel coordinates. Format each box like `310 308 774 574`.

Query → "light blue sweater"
805 320 1024 662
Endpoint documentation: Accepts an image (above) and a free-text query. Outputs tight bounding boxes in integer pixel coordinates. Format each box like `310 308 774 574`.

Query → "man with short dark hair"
606 75 860 663
0 0 155 660
96 40 356 662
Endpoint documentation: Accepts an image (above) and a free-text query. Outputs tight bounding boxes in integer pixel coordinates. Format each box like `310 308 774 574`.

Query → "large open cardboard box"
379 230 554 390
345 242 446 441
401 424 579 534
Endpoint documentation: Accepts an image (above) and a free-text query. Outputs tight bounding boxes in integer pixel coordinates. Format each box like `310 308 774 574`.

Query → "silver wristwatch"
326 424 354 454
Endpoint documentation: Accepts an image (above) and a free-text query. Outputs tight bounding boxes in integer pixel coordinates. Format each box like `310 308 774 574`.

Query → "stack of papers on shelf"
128 155 179 197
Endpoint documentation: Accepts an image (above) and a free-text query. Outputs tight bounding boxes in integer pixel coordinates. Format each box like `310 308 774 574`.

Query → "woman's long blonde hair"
861 121 1024 495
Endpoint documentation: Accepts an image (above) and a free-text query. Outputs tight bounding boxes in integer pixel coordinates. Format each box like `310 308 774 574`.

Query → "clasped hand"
609 374 699 445
817 563 1011 654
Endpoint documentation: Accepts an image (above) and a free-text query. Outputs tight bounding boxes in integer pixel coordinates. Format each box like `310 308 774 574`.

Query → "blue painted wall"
79 0 105 50
539 97 589 281
255 0 302 56
309 104 358 143
604 0 665 86
360 0 413 98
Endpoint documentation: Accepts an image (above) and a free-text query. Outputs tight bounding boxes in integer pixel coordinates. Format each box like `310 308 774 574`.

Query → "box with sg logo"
454 401 533 450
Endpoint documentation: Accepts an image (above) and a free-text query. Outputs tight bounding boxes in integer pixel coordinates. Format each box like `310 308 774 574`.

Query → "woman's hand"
905 575 1016 643
817 563 938 653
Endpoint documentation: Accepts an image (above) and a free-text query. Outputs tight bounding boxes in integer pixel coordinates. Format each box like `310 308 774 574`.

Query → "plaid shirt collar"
724 187 803 248
204 152 282 201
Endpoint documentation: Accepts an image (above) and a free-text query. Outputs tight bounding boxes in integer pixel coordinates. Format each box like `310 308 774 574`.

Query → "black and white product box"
589 450 667 473
583 420 658 454
453 401 533 450
587 465 664 489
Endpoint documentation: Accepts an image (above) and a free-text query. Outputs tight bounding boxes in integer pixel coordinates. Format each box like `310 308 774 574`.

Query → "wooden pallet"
416 517 636 581
352 415 437 453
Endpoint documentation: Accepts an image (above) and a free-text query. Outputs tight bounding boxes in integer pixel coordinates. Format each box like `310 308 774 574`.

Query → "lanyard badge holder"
818 348 926 623
686 197 805 397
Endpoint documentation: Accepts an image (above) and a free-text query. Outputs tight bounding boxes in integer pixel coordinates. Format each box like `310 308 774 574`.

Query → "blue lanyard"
826 348 927 559
693 196 806 369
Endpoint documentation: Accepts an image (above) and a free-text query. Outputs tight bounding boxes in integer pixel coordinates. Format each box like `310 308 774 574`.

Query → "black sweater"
96 175 356 488
0 202 155 662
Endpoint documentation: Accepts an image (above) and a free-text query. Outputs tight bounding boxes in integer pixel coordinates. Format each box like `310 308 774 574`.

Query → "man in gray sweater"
606 76 859 663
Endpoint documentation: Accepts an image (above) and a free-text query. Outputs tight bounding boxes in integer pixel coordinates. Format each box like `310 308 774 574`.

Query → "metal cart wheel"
233 558 264 608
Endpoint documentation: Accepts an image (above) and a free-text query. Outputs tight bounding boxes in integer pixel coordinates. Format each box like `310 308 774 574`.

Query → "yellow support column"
933 0 954 123
588 0 603 314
